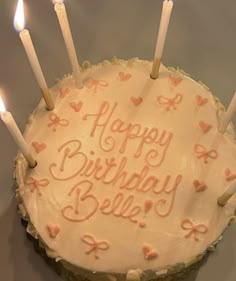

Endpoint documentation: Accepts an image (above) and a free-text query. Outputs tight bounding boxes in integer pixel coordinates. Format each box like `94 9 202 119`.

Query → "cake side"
15 58 236 280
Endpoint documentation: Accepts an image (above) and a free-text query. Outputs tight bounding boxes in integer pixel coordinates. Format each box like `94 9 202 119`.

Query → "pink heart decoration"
193 180 207 192
196 95 208 106
60 88 70 98
198 121 212 133
225 168 236 182
169 75 183 86
142 245 158 261
70 101 83 112
32 142 47 153
131 97 143 106
119 72 132 81
47 224 60 238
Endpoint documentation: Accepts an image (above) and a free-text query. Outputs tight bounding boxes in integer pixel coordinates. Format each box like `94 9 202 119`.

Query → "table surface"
1 0 236 280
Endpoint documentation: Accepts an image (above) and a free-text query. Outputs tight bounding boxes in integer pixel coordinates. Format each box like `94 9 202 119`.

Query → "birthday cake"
15 58 236 281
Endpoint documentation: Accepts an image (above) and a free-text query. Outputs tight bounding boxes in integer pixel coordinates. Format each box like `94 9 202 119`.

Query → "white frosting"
15 59 236 277
126 269 141 281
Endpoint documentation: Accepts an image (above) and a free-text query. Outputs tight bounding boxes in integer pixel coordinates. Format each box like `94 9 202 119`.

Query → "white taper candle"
19 30 54 110
151 0 173 79
14 0 54 110
218 180 236 206
0 97 36 168
219 92 236 134
54 1 83 89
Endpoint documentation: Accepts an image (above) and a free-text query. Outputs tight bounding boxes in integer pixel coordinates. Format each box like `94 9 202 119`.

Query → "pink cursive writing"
154 175 182 217
49 140 181 207
61 180 142 224
62 180 99 222
50 140 183 223
82 101 173 167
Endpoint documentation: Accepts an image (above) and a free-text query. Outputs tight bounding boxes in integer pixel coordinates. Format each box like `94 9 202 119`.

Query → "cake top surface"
16 59 236 275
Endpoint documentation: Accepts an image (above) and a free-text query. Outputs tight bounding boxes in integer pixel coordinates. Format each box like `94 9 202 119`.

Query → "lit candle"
217 180 236 206
150 0 173 79
54 0 83 89
219 92 236 134
0 96 36 168
14 0 54 111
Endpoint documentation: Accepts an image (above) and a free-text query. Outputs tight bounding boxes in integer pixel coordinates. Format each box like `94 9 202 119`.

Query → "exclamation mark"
139 199 153 228
144 199 153 215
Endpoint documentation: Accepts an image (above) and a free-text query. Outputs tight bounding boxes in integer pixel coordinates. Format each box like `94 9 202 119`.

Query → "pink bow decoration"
26 177 49 196
85 77 109 93
157 93 182 111
81 234 109 259
225 168 236 182
181 219 208 241
194 144 217 164
48 113 69 132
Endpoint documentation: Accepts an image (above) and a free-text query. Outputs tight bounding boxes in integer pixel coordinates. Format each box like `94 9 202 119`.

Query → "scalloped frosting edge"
14 193 236 281
14 57 236 281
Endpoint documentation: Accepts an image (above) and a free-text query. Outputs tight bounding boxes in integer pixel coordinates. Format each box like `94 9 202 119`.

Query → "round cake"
15 58 236 281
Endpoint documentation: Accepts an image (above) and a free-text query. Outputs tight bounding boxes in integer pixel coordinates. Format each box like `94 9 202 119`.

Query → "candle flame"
53 0 64 4
14 0 25 32
0 96 6 113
